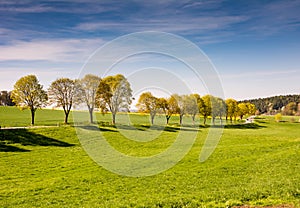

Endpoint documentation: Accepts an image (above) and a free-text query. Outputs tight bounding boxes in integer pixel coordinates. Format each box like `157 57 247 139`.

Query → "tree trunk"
166 115 170 124
192 114 195 126
203 116 207 125
31 108 35 125
112 113 116 125
89 108 94 123
64 111 69 124
151 115 154 125
62 106 70 124
179 114 183 125
212 117 215 125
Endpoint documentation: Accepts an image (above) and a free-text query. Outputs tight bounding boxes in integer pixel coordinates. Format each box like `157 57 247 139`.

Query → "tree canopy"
79 74 101 123
136 92 159 125
11 75 47 125
48 78 80 124
96 74 132 125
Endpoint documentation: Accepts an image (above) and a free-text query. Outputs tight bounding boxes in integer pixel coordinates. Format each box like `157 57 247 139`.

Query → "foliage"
172 94 186 125
48 78 81 124
274 113 282 122
282 102 297 116
242 94 300 114
79 74 101 123
211 96 226 125
96 74 132 125
200 95 212 125
226 98 238 122
166 95 180 123
157 97 172 124
184 94 199 124
0 90 15 106
10 75 47 125
136 92 159 124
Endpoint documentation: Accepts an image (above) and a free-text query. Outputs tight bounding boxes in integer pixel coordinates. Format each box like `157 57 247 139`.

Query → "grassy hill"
0 107 299 207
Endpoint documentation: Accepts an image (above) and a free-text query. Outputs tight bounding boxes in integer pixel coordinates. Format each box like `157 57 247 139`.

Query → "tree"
247 103 256 115
48 78 80 124
225 98 238 123
79 74 101 123
0 91 15 106
157 97 171 124
210 96 218 125
274 113 282 122
282 102 297 115
184 94 199 125
172 94 185 125
96 74 132 125
163 95 180 125
136 92 159 125
237 102 249 120
215 97 226 125
200 95 212 125
11 75 47 125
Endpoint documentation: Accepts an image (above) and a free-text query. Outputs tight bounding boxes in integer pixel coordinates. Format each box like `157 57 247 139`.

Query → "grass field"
0 106 300 207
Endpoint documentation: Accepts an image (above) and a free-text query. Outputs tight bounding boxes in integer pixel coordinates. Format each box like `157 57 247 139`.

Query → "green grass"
0 107 300 207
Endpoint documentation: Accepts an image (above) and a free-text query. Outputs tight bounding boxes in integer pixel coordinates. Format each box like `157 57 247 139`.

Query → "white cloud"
0 38 105 62
76 16 248 34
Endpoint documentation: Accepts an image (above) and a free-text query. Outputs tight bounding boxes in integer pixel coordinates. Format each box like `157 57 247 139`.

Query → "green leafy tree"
0 91 15 106
166 95 180 124
200 95 212 125
185 94 199 125
11 75 47 125
282 102 297 115
274 113 282 122
79 74 101 123
225 98 238 123
157 97 171 124
237 102 249 120
172 94 185 125
48 78 81 124
247 103 256 115
136 92 159 125
215 97 226 125
96 74 132 125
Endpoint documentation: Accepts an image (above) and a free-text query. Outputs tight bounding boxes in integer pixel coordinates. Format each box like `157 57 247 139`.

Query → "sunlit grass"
0 107 300 207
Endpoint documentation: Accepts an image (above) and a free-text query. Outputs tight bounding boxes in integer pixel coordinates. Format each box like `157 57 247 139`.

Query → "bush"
274 113 282 122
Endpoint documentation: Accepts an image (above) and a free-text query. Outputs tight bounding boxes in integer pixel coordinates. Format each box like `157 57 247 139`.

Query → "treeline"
0 91 14 106
242 94 300 115
136 92 256 125
6 73 257 126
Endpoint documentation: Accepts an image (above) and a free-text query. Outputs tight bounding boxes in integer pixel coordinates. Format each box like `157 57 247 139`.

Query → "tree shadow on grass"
78 125 117 132
112 124 199 132
0 141 30 152
0 129 74 152
224 123 266 129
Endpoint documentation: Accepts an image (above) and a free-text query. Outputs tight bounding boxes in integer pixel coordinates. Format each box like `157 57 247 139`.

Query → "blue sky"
0 0 300 100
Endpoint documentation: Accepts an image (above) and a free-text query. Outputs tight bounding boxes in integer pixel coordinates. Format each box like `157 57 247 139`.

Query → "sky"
0 0 300 100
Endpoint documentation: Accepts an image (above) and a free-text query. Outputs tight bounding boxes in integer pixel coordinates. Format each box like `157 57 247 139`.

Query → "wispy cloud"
76 16 248 34
0 38 104 62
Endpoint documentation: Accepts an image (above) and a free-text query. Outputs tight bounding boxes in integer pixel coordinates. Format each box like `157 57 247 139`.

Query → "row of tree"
136 92 256 125
9 74 257 126
10 74 132 125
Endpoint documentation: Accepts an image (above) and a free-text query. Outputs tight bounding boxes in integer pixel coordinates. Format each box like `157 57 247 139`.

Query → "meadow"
0 106 299 207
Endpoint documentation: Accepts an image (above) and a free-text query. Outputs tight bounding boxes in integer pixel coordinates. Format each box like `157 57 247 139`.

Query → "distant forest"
241 94 300 114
